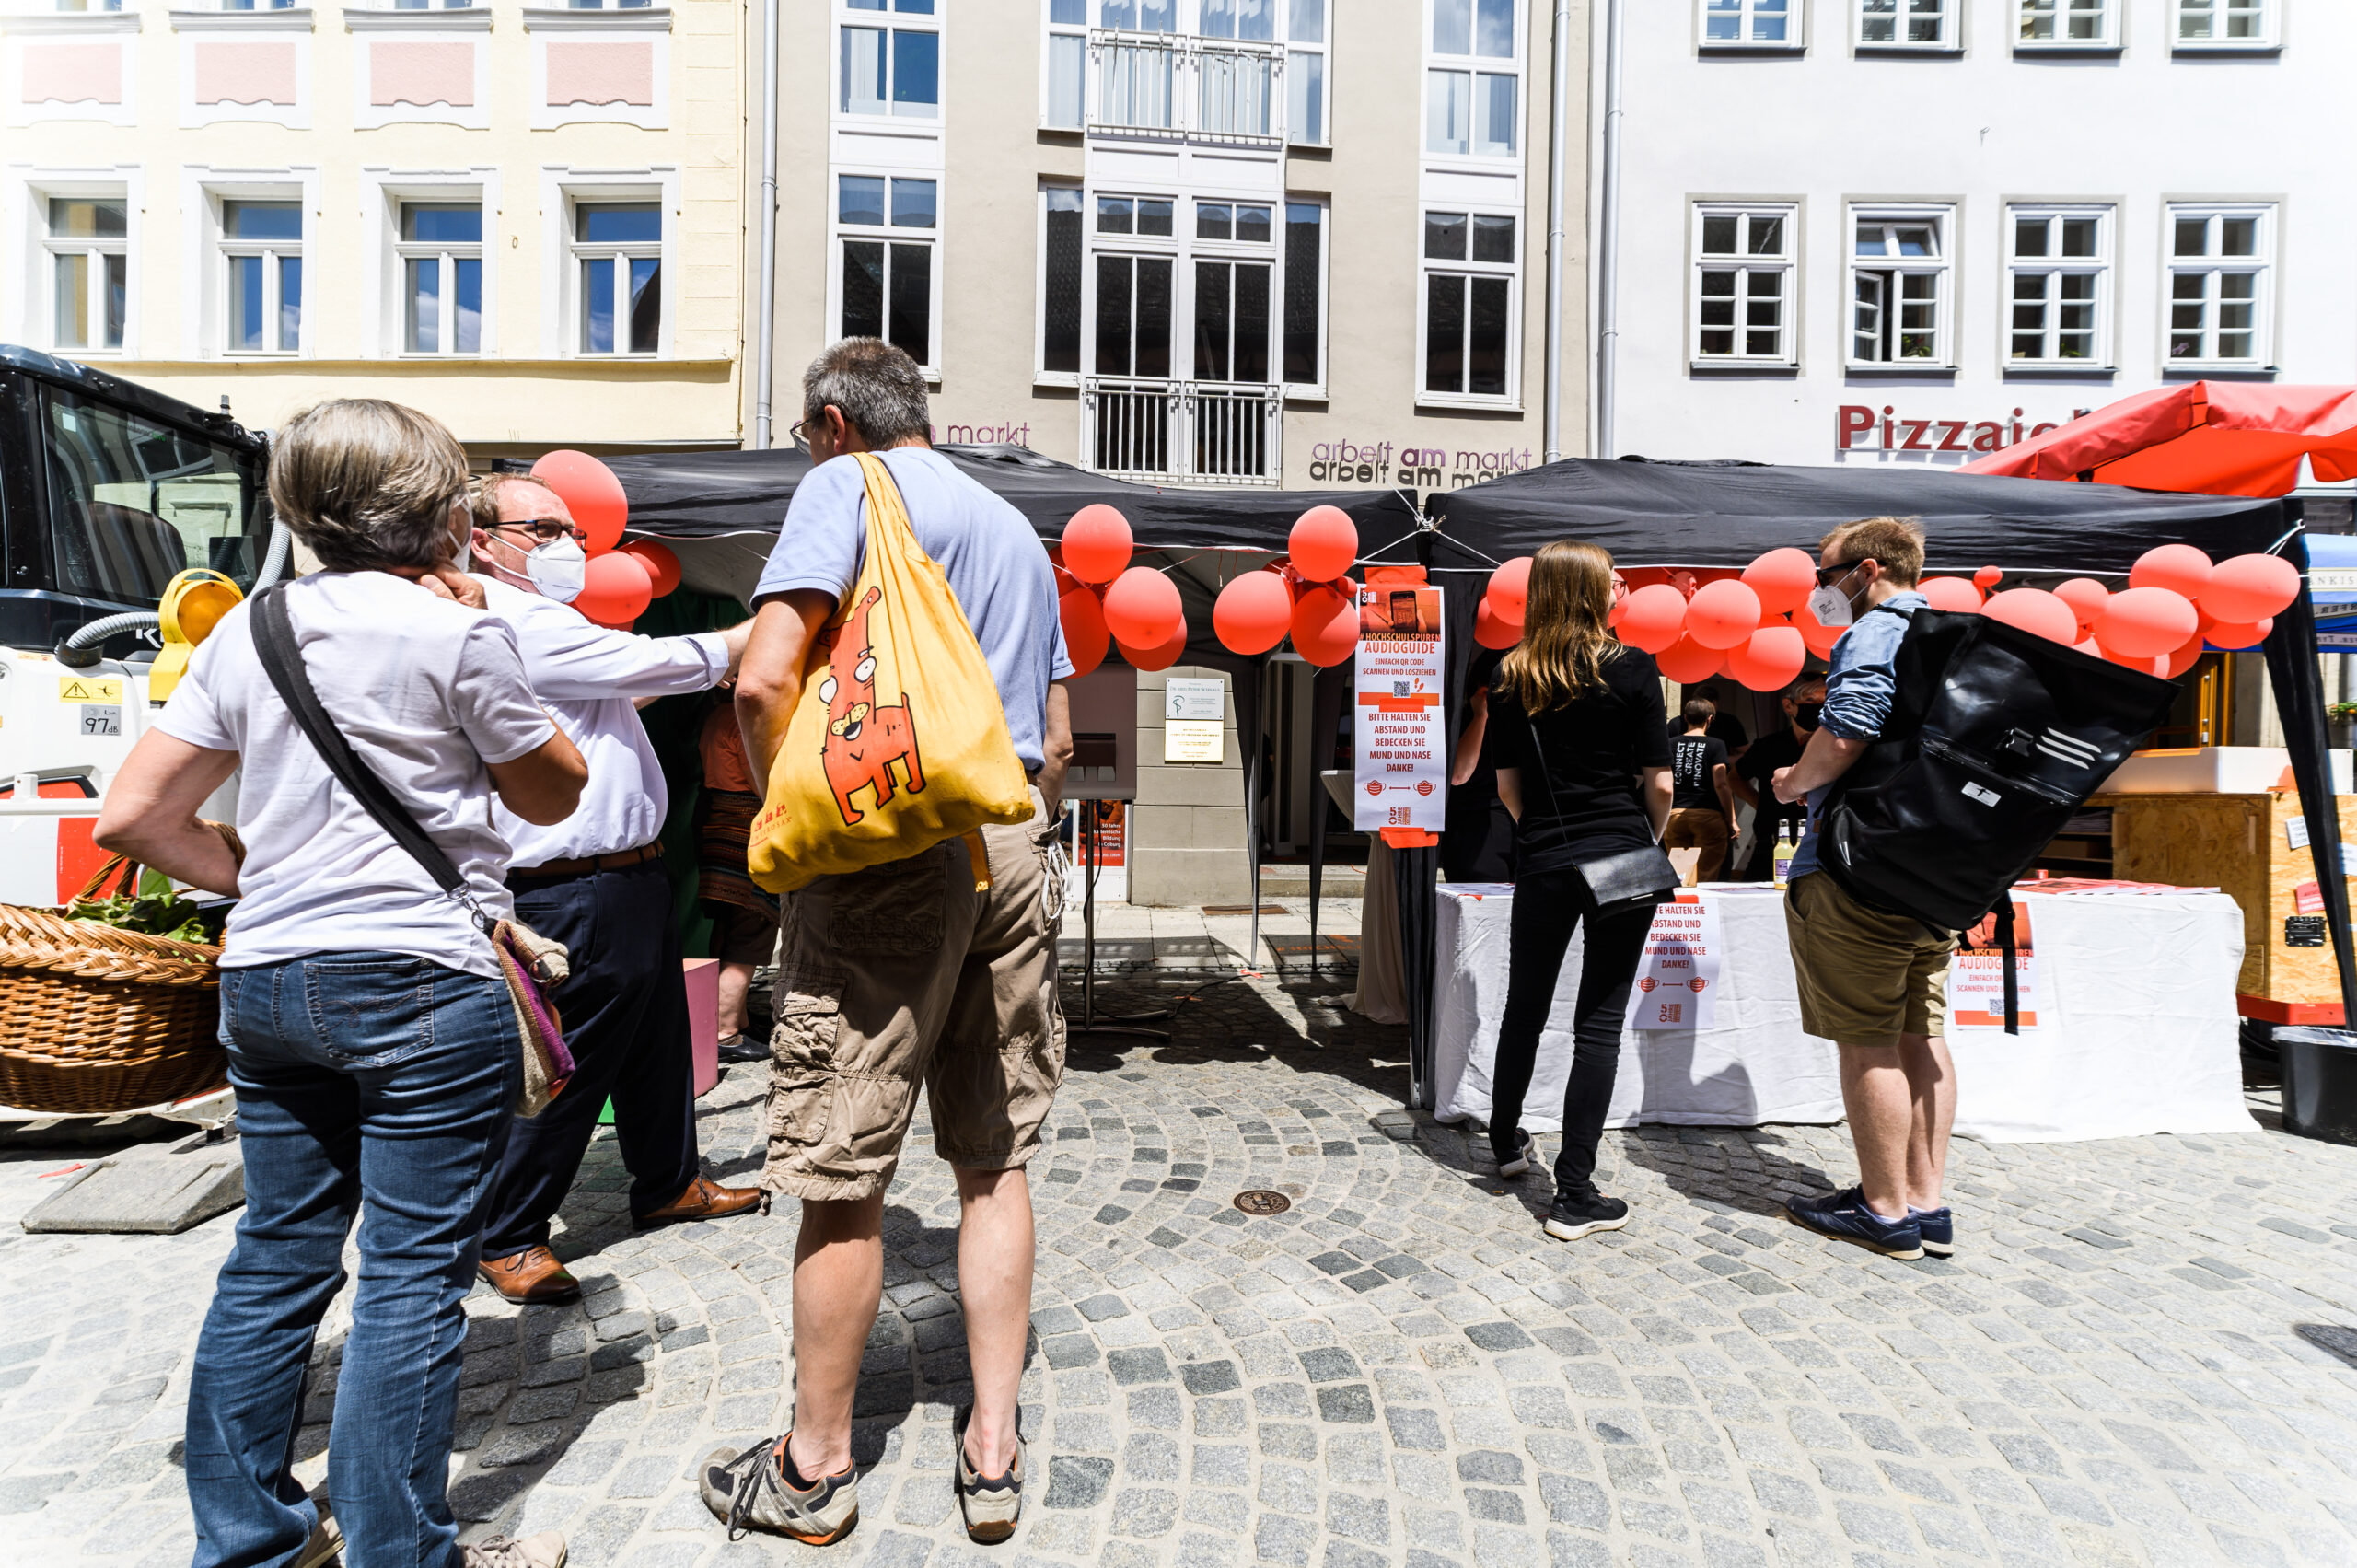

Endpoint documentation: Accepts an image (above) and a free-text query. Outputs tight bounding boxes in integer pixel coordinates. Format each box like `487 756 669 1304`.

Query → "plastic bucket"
2275 1027 2357 1145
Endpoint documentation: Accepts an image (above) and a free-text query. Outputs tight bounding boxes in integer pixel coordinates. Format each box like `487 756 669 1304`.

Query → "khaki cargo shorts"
762 788 1066 1202
1784 871 1957 1048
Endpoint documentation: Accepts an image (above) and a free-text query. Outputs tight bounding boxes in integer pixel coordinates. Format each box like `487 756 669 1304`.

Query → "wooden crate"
2097 791 2357 1013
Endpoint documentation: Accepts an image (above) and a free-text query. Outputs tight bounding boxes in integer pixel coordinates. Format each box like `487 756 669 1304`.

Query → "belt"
511 841 664 880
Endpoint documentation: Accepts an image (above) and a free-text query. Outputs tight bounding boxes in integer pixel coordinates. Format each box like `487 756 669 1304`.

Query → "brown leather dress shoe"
636 1173 762 1228
478 1246 582 1305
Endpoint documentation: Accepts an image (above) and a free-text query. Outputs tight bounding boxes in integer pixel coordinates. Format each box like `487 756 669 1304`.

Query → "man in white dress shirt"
468 472 763 1305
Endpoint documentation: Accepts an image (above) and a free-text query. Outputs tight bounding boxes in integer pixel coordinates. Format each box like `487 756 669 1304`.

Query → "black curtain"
2262 525 2357 1024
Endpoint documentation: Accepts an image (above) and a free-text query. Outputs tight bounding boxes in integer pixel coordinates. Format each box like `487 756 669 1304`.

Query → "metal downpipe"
1543 0 1573 463
752 0 780 449
1594 0 1625 460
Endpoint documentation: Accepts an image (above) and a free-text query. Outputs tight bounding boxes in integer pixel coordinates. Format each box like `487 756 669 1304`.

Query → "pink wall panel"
22 43 122 107
545 41 653 108
370 41 473 108
192 41 297 107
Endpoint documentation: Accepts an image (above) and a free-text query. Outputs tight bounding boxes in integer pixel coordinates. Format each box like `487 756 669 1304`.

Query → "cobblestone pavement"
7 964 2357 1568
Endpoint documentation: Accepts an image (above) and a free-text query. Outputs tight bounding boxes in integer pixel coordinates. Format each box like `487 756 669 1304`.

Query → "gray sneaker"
955 1404 1027 1545
459 1531 567 1568
700 1434 860 1546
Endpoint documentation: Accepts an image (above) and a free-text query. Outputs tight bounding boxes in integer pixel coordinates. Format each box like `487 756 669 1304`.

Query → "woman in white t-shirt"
95 400 587 1568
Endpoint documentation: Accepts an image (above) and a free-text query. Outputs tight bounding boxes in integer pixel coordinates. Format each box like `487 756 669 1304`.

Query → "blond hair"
268 399 470 574
1819 516 1926 587
1499 540 1621 713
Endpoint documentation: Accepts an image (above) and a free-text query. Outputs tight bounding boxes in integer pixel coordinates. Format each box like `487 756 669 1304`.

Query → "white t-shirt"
154 572 559 978
472 576 728 868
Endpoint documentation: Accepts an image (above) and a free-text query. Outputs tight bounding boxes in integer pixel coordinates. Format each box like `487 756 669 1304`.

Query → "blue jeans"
186 951 517 1568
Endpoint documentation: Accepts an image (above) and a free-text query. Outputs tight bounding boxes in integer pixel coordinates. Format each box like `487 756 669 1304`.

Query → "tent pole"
2262 528 2357 1027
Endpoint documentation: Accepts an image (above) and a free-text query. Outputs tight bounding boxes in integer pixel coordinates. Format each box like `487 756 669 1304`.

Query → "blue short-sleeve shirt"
1786 590 1926 882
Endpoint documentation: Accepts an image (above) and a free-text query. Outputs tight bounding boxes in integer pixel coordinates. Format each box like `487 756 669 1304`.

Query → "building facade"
2 0 744 456
1603 0 2356 473
755 0 1589 494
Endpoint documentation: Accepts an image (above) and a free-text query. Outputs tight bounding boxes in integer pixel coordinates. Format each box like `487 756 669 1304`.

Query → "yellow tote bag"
748 452 1034 894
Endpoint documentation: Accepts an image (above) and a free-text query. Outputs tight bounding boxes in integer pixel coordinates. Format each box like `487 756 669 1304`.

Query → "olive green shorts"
761 790 1066 1202
1784 871 1956 1048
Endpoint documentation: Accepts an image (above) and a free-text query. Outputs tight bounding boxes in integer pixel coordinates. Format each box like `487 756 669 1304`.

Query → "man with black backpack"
1771 517 1955 1263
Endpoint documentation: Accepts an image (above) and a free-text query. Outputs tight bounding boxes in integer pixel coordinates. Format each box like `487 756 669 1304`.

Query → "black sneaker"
1784 1186 1924 1260
1912 1206 1955 1258
1494 1129 1535 1178
1543 1190 1630 1241
716 1033 767 1064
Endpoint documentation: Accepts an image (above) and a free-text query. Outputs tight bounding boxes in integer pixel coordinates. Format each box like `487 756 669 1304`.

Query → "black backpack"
1820 605 2179 935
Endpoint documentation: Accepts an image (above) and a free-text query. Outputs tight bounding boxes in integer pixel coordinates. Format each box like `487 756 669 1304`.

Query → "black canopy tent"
1401 457 2349 1112
603 441 1423 977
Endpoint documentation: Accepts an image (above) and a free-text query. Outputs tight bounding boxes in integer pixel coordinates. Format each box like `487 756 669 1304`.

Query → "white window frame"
40 186 130 356
1689 202 1797 367
543 171 675 360
1279 195 1327 396
1041 0 1086 128
834 0 943 124
1416 203 1521 409
2163 202 2274 370
1700 0 1802 49
1186 192 1283 388
2016 0 2114 48
829 168 943 379
215 191 305 357
1854 0 1956 50
1845 202 1955 369
393 197 485 356
1285 0 1329 146
1422 0 1524 164
2003 203 2112 370
1081 188 1181 386
2173 0 2275 50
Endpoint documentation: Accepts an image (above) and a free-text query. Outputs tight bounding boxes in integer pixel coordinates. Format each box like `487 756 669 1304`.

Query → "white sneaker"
700 1434 860 1546
459 1531 567 1568
954 1405 1027 1545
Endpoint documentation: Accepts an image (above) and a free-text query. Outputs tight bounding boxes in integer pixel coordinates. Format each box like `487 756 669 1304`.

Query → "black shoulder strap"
249 585 478 914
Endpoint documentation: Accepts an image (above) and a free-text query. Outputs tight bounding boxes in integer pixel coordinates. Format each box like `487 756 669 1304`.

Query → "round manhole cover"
1233 1189 1292 1216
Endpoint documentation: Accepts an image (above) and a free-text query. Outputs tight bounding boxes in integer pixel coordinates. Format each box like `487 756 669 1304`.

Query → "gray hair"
803 337 932 447
465 470 555 532
1786 675 1828 701
268 399 470 574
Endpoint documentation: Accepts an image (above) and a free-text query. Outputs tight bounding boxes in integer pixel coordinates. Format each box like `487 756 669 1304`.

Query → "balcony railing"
1088 30 1283 146
1084 377 1281 486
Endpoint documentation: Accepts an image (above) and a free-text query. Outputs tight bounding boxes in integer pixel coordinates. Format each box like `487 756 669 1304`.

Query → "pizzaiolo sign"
1837 405 2084 455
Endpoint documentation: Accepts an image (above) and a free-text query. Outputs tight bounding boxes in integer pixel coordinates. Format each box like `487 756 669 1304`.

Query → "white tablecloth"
1432 884 2256 1144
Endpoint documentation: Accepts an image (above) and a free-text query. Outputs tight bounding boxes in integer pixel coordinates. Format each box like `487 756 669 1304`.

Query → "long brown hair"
1499 540 1620 713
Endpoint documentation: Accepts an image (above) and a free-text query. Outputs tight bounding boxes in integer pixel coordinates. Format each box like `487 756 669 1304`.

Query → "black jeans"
480 859 702 1259
1489 866 1658 1197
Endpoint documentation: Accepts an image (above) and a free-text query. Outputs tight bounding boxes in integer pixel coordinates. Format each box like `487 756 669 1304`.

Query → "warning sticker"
57 677 124 703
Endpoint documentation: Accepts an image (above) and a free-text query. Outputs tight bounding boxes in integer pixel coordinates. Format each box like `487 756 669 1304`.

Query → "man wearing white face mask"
464 472 764 1305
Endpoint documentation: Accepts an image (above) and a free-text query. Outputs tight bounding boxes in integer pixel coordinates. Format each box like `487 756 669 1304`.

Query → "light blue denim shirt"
1785 591 1927 882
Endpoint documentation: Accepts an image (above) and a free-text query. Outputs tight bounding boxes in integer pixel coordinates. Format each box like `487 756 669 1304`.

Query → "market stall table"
1431 882 2256 1144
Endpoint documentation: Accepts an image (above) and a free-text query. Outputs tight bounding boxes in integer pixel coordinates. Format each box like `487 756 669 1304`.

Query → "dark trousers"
480 858 701 1260
1489 866 1657 1196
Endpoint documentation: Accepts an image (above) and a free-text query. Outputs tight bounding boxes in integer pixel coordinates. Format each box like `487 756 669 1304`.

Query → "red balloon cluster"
530 450 681 629
1056 505 1188 673
1204 506 1364 666
1616 548 1817 692
1945 545 2296 677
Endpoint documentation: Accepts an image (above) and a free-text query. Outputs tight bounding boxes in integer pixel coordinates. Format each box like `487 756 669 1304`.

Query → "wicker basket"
0 857 227 1115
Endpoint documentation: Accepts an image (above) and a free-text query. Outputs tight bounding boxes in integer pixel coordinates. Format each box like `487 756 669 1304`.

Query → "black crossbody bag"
1521 689 1678 920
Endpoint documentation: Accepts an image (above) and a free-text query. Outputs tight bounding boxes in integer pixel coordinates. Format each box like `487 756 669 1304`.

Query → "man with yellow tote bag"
700 341 1074 1549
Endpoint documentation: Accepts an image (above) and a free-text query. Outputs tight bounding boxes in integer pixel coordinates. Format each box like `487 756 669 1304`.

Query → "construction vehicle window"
41 389 267 608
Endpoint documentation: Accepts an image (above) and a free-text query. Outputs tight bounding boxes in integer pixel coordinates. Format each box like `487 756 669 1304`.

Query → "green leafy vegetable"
68 865 211 943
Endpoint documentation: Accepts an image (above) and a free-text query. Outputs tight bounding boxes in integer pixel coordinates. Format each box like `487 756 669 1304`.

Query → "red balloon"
2053 577 2110 636
1973 565 2003 593
1685 579 1761 651
1062 505 1133 585
1052 563 1080 597
1288 505 1358 583
2095 587 2200 660
1060 586 1109 677
2130 543 2214 600
1121 616 1190 673
1617 583 1688 653
1655 636 1725 684
1727 624 1806 692
1980 587 2078 645
1213 570 1293 656
1291 585 1359 667
2100 643 2169 676
2165 632 2206 679
1918 577 1983 613
1488 557 1533 626
1103 566 1181 648
618 539 680 598
575 550 653 626
1741 549 1817 618
531 449 629 553
2201 553 2300 623
1474 597 1521 649
1794 600 1845 659
2206 617 2272 650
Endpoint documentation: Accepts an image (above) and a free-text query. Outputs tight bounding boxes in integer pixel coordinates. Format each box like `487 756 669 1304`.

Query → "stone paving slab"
5 967 2357 1568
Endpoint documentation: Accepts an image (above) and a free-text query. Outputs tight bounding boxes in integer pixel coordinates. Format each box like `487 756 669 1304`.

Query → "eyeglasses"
1814 558 1871 587
494 519 588 546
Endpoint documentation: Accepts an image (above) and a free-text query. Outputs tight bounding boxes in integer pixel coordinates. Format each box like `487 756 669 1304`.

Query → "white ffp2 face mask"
524 536 586 603
1806 583 1854 627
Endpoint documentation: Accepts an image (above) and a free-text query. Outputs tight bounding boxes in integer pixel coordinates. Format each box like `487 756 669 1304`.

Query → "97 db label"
78 704 122 736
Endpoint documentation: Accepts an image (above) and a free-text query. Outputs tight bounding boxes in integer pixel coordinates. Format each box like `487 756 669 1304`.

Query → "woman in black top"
1485 540 1674 1242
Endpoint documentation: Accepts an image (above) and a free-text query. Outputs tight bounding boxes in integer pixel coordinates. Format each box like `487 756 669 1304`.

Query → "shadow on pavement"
1062 973 1411 1103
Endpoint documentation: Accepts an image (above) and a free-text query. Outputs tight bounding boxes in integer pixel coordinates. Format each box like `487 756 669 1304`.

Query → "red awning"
1956 381 2357 497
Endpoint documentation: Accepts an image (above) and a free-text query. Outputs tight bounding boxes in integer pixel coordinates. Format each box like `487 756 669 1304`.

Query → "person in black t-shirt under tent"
1663 698 1737 881
1730 675 1828 880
